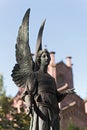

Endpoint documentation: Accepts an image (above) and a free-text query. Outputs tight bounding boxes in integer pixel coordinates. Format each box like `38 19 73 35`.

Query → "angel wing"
34 19 46 71
35 19 46 56
11 8 34 87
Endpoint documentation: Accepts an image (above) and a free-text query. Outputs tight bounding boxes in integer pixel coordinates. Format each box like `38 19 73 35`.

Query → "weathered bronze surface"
11 8 74 130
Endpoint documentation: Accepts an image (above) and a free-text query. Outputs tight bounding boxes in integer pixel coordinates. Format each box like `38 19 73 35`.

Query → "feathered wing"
11 9 34 87
35 19 46 56
34 19 46 71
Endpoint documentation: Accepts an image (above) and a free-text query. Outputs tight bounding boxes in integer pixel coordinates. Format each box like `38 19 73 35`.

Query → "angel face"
40 49 51 66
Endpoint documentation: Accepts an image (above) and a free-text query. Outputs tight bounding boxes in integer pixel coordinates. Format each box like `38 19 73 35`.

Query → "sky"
0 0 87 99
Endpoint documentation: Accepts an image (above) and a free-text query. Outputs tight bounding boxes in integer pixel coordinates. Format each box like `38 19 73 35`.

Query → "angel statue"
11 8 75 130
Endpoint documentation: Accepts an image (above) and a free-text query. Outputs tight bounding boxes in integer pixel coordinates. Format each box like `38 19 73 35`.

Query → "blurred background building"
48 52 87 130
1 52 87 130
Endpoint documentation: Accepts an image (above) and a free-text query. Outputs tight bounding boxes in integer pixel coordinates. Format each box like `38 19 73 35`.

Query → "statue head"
36 49 51 66
34 19 51 71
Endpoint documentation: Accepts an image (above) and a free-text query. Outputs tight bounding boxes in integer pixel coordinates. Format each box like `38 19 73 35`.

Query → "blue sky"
0 0 87 99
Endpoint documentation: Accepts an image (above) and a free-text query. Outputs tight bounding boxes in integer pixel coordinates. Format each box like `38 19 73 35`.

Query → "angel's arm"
21 73 38 115
56 88 75 102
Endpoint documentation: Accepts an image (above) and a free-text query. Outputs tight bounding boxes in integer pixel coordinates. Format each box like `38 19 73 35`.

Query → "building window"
57 74 64 85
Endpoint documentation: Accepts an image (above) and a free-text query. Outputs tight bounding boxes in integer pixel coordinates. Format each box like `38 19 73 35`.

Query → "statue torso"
34 70 58 111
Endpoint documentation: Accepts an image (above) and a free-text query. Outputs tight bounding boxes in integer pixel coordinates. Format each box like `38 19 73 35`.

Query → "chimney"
84 100 87 113
48 51 56 79
50 51 55 65
66 56 72 67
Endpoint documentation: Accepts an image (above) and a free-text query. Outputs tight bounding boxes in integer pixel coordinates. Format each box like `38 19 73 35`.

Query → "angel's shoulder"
29 72 38 80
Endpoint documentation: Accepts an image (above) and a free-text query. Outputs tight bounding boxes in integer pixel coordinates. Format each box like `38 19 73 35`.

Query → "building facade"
13 52 87 130
48 52 87 130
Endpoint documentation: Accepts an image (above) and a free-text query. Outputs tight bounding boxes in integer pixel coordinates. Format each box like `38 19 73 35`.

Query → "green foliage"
0 92 31 130
0 75 4 95
10 109 31 130
68 123 80 130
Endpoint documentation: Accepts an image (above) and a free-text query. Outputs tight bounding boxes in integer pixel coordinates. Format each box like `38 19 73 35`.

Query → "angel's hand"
26 106 33 116
65 88 75 95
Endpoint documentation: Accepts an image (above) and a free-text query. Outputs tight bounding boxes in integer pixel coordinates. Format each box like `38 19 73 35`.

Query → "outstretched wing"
34 19 46 71
11 9 34 87
35 19 46 57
